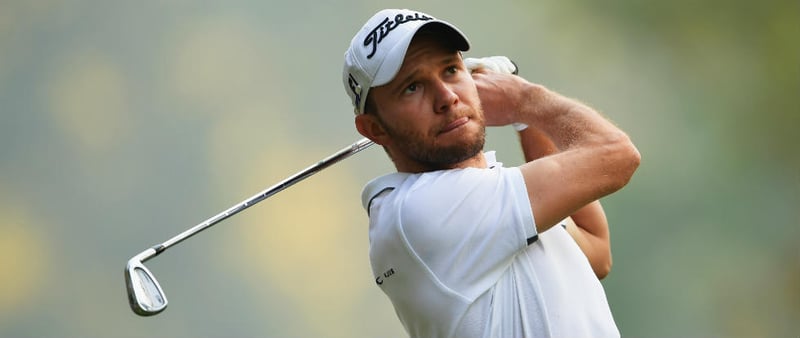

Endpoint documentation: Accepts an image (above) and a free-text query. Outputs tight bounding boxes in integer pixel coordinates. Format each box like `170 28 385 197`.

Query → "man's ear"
355 114 389 146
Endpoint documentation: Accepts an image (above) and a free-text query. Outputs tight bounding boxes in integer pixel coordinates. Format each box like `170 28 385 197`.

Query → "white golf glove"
464 56 518 75
464 56 527 131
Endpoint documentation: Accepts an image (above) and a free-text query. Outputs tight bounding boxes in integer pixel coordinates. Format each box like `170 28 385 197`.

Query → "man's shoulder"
361 169 477 208
361 172 411 212
363 166 523 212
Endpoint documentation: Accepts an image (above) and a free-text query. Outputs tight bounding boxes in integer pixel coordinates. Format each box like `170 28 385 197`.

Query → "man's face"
368 32 486 171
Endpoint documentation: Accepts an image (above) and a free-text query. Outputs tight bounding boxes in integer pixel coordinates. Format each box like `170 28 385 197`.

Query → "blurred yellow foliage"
47 50 131 155
0 203 49 315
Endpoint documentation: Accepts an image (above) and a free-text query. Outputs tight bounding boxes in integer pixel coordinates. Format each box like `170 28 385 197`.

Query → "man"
342 8 640 338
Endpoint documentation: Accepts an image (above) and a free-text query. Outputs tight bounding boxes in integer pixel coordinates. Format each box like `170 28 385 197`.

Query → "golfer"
343 9 640 338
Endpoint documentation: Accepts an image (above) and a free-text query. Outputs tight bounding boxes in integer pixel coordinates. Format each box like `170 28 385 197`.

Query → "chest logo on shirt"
375 268 396 285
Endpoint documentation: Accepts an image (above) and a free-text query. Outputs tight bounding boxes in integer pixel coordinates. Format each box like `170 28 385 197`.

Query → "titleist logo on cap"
363 12 434 59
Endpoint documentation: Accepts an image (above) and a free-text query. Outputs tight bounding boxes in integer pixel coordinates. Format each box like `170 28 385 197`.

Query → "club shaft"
141 138 374 263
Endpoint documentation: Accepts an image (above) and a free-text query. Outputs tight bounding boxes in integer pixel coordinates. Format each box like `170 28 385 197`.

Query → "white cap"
343 9 470 114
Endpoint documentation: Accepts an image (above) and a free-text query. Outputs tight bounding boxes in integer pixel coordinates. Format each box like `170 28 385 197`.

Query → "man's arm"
472 71 640 236
518 127 613 279
564 203 612 279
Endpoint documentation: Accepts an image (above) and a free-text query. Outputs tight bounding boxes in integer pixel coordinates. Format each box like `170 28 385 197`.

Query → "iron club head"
125 248 167 316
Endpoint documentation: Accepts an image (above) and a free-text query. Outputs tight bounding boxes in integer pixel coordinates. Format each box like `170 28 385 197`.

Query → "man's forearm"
477 70 639 230
518 126 558 162
515 84 630 153
565 201 612 279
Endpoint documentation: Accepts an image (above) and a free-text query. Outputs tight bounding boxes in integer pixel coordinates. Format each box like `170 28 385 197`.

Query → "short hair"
363 93 378 116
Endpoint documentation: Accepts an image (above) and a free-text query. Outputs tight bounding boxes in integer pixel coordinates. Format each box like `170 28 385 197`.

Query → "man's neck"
394 152 488 173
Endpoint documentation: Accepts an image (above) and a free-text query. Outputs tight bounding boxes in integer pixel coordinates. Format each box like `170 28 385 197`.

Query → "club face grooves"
125 259 168 316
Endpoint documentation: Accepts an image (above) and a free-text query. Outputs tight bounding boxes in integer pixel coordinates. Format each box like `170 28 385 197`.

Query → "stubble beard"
379 110 486 171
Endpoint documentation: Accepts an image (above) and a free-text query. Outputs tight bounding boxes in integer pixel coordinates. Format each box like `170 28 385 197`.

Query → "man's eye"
446 66 458 74
404 83 418 94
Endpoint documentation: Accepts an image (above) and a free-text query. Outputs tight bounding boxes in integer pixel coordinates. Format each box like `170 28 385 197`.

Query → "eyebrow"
392 70 419 94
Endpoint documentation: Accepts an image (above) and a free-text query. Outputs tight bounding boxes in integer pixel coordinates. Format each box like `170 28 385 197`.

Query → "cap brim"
372 21 470 87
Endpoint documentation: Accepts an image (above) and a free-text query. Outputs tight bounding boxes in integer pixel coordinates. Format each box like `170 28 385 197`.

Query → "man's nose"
433 81 458 114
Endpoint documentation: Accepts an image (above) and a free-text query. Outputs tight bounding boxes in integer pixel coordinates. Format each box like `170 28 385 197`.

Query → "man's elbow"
594 255 612 280
606 134 641 192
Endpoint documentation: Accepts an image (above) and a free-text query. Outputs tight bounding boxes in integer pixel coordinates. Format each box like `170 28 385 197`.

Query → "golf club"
125 137 374 316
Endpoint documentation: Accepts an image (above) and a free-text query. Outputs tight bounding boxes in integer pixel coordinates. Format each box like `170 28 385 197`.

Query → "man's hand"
465 57 535 127
464 56 531 131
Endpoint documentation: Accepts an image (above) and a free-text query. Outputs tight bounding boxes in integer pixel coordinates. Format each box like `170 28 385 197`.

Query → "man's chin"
431 133 485 166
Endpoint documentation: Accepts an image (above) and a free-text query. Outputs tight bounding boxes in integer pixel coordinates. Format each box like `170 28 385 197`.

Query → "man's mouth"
439 116 469 134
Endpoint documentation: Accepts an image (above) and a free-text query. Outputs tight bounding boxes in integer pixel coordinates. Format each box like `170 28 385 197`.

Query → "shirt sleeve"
397 166 536 300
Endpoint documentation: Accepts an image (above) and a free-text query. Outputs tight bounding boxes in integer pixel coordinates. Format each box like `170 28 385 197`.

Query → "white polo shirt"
361 152 619 338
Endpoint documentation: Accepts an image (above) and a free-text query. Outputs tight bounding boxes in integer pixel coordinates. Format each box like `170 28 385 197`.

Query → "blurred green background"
1 0 797 337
